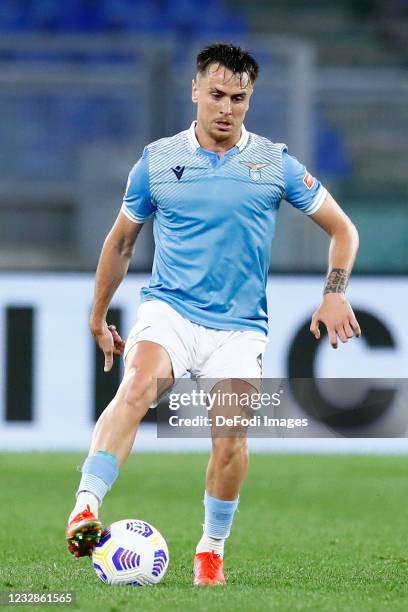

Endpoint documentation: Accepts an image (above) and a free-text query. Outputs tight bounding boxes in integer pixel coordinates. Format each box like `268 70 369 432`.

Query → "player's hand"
310 294 361 349
90 322 126 372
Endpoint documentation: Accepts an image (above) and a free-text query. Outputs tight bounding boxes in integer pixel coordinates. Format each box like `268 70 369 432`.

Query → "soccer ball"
91 519 169 586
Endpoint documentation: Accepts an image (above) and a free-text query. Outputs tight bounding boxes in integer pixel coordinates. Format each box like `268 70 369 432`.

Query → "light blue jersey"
121 122 326 335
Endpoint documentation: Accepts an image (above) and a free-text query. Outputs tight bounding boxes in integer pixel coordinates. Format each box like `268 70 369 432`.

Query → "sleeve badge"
303 171 316 190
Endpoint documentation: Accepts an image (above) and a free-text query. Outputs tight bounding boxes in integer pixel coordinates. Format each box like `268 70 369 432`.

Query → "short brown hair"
196 43 259 84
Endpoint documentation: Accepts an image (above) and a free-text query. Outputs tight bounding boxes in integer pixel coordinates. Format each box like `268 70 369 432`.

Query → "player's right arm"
90 147 155 371
89 213 143 372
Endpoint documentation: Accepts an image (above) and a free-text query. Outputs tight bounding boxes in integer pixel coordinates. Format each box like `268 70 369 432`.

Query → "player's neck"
195 122 241 158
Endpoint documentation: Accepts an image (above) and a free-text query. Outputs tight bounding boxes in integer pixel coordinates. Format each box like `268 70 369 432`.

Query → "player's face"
192 63 253 146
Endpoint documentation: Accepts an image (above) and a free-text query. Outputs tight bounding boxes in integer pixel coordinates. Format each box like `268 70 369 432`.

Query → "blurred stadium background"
0 0 407 450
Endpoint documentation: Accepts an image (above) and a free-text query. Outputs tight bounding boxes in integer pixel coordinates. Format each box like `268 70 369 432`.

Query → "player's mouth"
214 120 233 131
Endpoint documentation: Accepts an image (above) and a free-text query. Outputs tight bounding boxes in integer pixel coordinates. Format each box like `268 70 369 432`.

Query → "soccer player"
66 43 361 585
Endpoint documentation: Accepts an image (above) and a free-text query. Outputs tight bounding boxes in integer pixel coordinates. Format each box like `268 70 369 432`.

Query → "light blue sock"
76 451 119 504
204 491 239 539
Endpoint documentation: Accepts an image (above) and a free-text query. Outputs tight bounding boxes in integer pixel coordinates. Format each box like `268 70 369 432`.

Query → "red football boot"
66 505 102 558
193 551 226 586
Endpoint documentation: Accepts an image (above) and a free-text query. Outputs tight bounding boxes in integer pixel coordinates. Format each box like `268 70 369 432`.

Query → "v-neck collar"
186 120 249 158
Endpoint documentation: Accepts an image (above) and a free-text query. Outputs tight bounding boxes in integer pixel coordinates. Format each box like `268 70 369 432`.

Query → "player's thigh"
209 380 251 464
122 300 192 403
209 378 257 440
124 340 173 399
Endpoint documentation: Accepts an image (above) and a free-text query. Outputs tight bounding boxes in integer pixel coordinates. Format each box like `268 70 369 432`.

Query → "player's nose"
220 97 232 114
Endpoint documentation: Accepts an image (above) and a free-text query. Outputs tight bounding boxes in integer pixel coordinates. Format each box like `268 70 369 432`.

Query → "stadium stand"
0 0 245 36
227 0 408 191
0 0 406 271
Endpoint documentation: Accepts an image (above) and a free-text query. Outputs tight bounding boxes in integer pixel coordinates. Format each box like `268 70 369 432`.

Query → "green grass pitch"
1 453 408 611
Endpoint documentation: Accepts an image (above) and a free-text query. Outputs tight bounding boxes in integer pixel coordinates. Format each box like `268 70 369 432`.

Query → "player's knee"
212 437 248 467
120 368 156 413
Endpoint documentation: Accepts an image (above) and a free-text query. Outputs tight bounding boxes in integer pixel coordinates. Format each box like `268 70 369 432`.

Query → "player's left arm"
309 192 361 349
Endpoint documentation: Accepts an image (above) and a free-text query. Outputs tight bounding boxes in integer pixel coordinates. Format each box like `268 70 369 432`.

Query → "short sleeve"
121 147 155 223
282 150 327 215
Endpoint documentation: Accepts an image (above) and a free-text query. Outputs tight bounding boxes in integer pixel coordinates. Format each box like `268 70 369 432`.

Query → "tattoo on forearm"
324 268 349 294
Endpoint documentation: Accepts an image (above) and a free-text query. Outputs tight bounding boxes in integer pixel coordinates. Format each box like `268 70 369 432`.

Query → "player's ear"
192 79 198 104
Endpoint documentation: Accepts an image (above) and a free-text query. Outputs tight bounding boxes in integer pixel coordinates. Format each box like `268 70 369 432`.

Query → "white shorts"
124 299 267 392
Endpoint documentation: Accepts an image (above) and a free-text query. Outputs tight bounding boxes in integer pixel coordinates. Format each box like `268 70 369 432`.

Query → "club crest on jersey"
240 161 270 181
303 170 316 190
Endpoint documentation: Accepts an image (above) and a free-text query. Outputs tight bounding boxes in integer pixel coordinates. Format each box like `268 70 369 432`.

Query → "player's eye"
211 92 222 99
